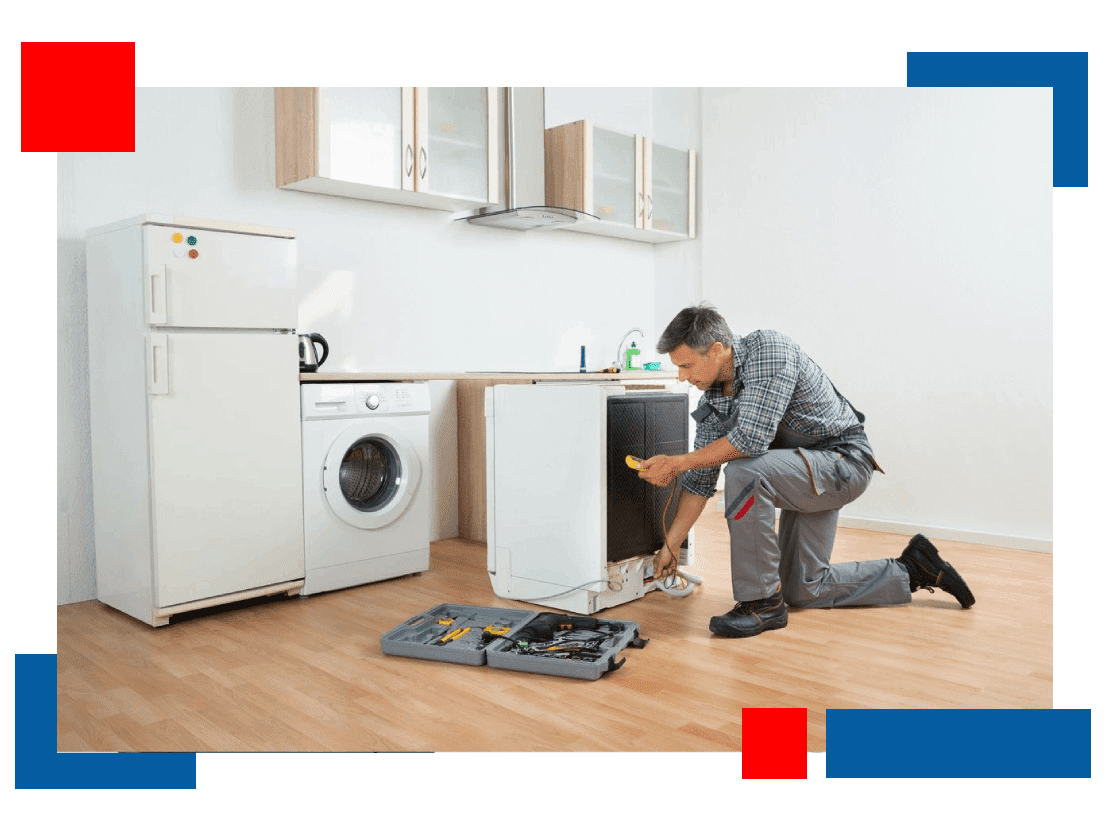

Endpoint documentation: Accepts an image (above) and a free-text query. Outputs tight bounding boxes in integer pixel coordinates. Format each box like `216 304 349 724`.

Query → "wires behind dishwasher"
648 476 703 597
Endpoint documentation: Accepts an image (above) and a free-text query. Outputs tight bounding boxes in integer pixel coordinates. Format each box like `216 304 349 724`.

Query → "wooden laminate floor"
56 501 1052 753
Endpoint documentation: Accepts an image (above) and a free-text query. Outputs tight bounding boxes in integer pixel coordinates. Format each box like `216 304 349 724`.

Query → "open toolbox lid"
380 603 648 681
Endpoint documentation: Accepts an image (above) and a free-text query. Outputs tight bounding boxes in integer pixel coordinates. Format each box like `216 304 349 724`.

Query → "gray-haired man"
637 304 974 638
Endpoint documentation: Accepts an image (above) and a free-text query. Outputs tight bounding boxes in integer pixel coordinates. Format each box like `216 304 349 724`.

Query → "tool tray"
380 603 648 681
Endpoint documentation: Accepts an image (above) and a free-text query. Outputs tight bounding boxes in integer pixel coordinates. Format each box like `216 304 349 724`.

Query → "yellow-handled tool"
439 627 471 644
625 455 644 470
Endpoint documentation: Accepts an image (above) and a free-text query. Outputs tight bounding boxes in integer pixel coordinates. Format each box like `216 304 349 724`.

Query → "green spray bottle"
624 342 641 371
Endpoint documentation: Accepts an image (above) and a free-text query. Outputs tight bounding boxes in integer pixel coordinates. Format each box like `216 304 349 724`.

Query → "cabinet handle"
148 333 168 395
419 146 427 181
149 266 167 324
646 194 653 220
405 144 414 177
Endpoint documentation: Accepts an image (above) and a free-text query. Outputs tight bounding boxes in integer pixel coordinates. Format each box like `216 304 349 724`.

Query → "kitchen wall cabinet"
545 120 696 243
275 87 501 211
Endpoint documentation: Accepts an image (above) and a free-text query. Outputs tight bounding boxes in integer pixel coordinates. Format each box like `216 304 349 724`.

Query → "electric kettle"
298 333 329 372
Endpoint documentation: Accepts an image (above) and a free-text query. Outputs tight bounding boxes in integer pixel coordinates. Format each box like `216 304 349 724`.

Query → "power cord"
660 479 682 585
513 578 624 603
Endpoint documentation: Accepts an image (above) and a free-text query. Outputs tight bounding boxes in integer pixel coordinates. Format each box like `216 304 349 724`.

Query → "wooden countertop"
299 370 678 383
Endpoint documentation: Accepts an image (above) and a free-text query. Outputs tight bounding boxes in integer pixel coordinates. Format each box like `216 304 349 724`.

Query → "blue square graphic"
907 51 1088 187
826 709 1091 778
15 654 196 789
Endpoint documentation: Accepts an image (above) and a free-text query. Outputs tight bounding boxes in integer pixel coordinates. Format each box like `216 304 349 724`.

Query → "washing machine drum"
339 439 400 511
323 423 421 530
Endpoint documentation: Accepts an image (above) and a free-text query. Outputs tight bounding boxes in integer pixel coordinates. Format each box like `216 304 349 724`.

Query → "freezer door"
143 224 296 329
147 332 305 608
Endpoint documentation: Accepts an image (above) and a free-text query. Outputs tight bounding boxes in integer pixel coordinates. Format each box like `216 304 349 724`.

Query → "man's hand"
650 546 677 582
636 454 681 488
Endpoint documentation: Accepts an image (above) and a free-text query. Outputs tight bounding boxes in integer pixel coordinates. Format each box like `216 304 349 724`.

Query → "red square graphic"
21 42 135 152
742 708 807 779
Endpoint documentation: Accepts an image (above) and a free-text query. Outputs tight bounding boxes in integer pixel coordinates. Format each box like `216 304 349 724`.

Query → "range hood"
462 88 599 230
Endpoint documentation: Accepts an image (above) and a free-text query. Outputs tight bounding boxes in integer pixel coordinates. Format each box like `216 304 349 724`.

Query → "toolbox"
380 603 648 681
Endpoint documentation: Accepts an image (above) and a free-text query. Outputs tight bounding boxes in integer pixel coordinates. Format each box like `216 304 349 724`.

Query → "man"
637 304 975 638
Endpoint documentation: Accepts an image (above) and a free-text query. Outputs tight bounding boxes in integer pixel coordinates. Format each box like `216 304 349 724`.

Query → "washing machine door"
322 421 422 530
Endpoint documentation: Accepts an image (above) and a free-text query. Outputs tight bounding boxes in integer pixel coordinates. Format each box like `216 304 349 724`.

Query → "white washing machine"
300 382 431 595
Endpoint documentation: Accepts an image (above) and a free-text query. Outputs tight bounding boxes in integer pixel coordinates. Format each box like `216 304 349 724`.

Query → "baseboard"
836 514 1052 554
712 492 1052 553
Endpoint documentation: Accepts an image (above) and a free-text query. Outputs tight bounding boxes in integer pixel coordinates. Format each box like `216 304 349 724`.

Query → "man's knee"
725 456 764 479
723 460 766 521
782 571 849 608
781 579 822 608
723 456 770 498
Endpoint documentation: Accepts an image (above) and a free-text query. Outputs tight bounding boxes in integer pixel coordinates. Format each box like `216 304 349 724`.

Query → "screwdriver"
438 627 471 645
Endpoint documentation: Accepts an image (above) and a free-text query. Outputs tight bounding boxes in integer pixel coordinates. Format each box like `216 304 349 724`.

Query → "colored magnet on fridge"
188 249 199 259
186 236 197 245
172 232 183 243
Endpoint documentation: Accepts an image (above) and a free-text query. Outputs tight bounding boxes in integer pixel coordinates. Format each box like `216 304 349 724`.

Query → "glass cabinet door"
418 87 492 201
592 126 640 228
318 88 407 190
648 141 691 235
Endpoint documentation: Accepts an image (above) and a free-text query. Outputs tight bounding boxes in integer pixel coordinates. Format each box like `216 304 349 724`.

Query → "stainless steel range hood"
462 88 599 230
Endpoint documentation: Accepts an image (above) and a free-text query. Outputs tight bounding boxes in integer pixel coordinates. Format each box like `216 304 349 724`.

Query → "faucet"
615 328 645 370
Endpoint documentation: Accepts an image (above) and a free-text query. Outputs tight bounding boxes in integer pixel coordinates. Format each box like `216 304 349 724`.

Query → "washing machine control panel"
363 385 423 412
301 382 433 420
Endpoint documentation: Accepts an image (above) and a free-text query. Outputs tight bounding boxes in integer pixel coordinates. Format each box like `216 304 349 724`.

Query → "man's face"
669 342 729 391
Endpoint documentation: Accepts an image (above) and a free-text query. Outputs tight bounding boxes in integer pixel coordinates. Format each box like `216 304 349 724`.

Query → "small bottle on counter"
624 342 641 371
580 345 587 373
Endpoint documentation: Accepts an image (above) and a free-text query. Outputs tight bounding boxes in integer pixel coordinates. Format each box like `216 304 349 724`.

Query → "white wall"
545 87 704 349
57 87 702 605
701 88 1053 550
652 88 705 330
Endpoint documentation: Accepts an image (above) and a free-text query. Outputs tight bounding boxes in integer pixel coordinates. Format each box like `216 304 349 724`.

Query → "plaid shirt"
680 330 862 498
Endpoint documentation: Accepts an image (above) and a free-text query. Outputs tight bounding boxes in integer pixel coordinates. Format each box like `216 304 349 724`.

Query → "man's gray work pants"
722 449 911 607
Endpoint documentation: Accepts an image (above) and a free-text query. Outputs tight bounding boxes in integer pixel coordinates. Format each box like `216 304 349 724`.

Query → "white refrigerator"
85 214 306 626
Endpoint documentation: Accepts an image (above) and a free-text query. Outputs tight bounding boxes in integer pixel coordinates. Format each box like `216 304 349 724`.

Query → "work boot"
897 534 975 609
709 592 788 638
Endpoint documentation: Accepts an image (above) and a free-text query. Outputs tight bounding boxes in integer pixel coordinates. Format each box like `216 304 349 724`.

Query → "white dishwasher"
486 383 693 614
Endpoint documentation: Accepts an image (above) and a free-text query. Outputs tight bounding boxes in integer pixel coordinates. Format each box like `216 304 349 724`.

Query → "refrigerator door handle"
147 333 168 395
148 265 167 324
